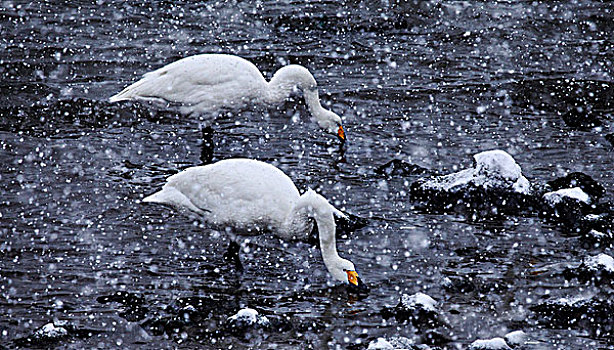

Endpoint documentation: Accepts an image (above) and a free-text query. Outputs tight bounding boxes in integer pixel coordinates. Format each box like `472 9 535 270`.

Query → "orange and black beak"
346 270 358 286
346 270 369 293
337 125 346 143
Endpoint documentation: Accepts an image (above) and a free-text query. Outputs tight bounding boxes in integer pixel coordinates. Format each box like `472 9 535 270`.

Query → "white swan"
142 158 365 289
110 54 346 142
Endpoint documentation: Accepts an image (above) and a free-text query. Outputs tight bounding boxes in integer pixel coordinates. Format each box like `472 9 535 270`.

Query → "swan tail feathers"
109 77 152 102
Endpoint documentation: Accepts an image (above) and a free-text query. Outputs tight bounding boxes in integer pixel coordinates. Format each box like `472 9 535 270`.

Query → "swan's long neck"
265 65 329 118
286 190 349 282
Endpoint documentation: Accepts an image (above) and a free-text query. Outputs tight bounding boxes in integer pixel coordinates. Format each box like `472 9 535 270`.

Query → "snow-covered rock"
503 330 527 347
417 150 531 195
531 295 614 336
368 338 395 350
226 308 270 328
547 172 605 202
367 336 426 350
33 322 68 340
583 253 614 273
543 187 590 206
468 337 511 350
410 150 536 216
400 293 438 313
564 253 614 285
381 293 440 328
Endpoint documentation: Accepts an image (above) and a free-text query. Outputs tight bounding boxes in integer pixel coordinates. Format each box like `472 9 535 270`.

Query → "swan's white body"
110 54 345 140
143 158 360 286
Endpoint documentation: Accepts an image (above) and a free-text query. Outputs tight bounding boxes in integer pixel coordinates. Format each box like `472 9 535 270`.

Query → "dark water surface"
1 1 613 349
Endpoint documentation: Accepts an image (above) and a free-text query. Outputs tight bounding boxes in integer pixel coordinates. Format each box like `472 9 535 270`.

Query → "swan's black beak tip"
347 276 369 295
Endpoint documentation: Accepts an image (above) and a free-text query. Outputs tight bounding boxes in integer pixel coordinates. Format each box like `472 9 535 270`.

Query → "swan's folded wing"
110 54 264 105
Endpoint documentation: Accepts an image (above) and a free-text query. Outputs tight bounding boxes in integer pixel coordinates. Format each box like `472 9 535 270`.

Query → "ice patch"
468 337 512 350
543 187 590 206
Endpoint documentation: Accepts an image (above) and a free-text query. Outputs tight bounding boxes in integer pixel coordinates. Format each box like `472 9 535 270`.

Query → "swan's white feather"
143 158 360 285
110 54 267 114
145 159 301 235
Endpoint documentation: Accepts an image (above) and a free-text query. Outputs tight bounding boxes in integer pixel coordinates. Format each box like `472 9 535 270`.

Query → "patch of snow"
400 292 437 312
368 338 395 350
468 337 512 350
583 253 614 273
584 214 602 221
419 150 531 194
34 323 68 339
543 187 590 206
367 336 415 350
503 330 527 347
511 176 531 195
227 308 269 326
474 150 522 181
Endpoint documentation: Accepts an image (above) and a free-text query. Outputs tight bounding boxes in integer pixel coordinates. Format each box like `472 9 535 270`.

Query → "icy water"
1 1 613 349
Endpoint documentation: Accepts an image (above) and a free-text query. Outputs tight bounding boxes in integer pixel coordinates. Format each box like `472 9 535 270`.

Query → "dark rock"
530 295 614 337
375 159 430 178
547 172 606 202
540 187 593 225
577 205 614 245
441 275 476 293
605 133 614 146
12 320 102 347
334 210 369 237
381 293 440 329
580 227 614 248
560 107 602 130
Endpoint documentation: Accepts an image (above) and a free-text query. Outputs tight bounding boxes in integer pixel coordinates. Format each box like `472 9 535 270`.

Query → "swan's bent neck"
286 190 350 283
265 65 330 120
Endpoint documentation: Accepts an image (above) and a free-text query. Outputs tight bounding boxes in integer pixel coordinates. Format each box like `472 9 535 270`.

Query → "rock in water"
531 295 614 337
367 336 429 350
503 330 527 347
468 337 512 350
563 253 614 285
410 150 534 216
33 323 69 340
225 308 271 334
547 172 606 201
381 293 440 328
375 159 430 178
543 187 591 206
367 338 395 350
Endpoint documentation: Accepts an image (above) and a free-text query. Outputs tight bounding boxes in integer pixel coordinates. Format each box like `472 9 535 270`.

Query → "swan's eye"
345 270 358 286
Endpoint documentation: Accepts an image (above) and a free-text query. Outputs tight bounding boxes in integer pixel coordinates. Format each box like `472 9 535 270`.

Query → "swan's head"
330 258 368 292
316 110 345 143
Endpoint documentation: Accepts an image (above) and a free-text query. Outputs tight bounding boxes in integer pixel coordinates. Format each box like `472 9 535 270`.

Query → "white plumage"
111 54 345 141
143 158 364 287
